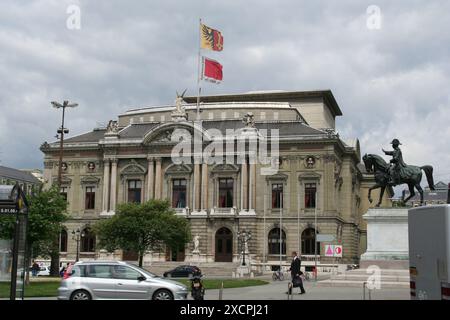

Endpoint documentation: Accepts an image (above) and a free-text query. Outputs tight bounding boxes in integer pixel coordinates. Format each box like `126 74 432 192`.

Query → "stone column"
109 159 118 213
201 163 208 210
102 160 110 213
241 158 248 210
147 157 154 201
249 161 256 211
193 161 201 211
248 163 256 210
154 158 162 199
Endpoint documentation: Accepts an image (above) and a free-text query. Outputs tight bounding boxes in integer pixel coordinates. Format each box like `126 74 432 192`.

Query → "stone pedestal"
185 253 209 263
236 265 251 277
360 208 409 269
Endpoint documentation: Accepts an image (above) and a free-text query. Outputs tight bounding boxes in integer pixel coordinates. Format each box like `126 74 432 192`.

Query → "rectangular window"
305 183 317 208
83 265 113 279
85 187 95 210
272 183 283 208
128 180 142 203
172 179 187 208
60 187 68 201
218 178 233 208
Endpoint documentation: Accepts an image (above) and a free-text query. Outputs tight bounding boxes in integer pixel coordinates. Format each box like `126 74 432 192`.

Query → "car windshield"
126 264 157 278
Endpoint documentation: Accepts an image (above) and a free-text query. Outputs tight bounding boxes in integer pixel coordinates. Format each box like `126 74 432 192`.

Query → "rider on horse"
382 138 406 186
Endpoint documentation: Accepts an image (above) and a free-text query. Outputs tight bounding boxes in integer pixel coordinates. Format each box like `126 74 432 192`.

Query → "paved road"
12 279 409 300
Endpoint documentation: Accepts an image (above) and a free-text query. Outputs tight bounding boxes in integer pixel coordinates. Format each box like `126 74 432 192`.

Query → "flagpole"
196 18 202 121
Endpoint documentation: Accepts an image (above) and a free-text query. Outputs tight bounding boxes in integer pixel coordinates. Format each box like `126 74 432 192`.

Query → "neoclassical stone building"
40 90 390 265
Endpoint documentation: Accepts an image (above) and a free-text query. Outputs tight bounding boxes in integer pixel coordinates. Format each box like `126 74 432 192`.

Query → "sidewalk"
204 279 410 300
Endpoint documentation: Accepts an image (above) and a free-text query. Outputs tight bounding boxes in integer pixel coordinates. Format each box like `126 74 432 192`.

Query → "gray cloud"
1 0 449 183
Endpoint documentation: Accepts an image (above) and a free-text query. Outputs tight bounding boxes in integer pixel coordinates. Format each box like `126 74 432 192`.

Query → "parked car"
163 265 201 278
57 260 188 300
37 266 51 276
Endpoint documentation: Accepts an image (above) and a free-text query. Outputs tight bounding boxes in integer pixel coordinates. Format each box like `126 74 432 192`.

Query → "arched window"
301 228 320 255
81 228 96 252
59 229 68 252
268 228 286 255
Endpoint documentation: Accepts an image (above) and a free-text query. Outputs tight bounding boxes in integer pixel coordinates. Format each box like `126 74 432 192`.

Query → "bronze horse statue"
362 154 434 207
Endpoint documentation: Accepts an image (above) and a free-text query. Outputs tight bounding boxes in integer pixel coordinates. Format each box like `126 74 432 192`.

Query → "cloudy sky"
1 0 449 184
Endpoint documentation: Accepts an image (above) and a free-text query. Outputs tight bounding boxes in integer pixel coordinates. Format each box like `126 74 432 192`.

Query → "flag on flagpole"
200 23 223 51
202 56 223 83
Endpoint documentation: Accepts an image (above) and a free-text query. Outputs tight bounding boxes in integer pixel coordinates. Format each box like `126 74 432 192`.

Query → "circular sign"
335 246 342 255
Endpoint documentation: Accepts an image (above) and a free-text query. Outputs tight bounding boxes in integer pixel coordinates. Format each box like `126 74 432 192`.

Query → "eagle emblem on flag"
201 24 223 51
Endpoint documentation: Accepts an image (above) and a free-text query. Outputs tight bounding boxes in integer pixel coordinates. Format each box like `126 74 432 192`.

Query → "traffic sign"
324 244 343 257
334 245 343 257
316 234 336 242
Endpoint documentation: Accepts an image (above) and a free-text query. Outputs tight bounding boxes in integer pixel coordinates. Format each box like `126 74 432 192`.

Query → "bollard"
219 281 224 300
363 282 366 300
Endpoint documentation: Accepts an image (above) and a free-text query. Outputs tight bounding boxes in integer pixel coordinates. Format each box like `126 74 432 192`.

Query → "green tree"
0 186 67 278
94 199 191 267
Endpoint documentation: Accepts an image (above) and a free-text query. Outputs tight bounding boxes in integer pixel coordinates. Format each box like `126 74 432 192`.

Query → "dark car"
163 265 201 278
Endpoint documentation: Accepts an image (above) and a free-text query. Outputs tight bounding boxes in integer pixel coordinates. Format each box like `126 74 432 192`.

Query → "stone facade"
40 90 390 265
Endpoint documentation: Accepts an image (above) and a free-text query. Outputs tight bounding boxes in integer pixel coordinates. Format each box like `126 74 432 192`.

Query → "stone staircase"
143 262 240 278
317 268 410 288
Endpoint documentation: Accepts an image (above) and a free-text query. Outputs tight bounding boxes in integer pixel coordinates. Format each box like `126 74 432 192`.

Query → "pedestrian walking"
59 264 66 278
63 262 73 279
31 261 40 277
286 251 305 295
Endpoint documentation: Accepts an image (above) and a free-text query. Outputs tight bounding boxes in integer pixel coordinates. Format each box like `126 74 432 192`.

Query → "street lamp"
237 230 252 266
72 228 85 262
51 100 78 187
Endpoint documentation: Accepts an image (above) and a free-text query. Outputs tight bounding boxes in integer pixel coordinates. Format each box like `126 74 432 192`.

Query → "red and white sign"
324 245 343 257
334 245 343 257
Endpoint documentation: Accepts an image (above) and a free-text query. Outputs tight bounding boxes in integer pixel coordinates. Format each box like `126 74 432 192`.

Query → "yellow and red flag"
200 23 223 51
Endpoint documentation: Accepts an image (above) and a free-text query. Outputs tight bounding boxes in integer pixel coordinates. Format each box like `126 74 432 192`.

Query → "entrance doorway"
122 250 139 261
215 227 233 262
165 247 185 261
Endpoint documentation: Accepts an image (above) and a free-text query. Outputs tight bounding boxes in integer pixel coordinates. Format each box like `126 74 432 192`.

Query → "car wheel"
70 290 91 300
153 289 173 300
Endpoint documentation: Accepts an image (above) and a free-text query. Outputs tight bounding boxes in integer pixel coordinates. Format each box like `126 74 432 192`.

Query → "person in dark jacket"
287 251 305 294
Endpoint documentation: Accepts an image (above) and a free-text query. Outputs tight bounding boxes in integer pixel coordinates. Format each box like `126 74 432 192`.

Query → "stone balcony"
210 207 236 217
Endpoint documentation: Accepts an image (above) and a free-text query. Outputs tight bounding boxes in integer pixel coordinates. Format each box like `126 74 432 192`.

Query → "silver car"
57 260 188 300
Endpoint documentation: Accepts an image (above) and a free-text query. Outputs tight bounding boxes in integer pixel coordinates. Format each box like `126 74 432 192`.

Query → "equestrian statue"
362 138 434 207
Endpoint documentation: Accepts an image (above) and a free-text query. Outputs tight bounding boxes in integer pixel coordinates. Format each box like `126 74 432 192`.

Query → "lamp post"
314 190 318 281
72 229 85 262
237 230 252 266
51 100 78 187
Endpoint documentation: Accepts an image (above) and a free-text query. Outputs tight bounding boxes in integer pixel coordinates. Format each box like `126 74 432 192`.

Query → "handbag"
292 275 302 287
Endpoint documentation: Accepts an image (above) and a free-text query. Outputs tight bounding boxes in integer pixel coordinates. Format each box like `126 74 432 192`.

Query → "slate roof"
403 189 448 203
63 129 107 143
0 165 41 184
199 120 325 137
119 123 159 139
58 120 326 144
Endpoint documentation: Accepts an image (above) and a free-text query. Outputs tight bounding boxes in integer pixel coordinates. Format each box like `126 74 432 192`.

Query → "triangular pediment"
120 160 146 175
80 176 100 185
165 164 192 174
265 172 289 181
211 164 240 173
